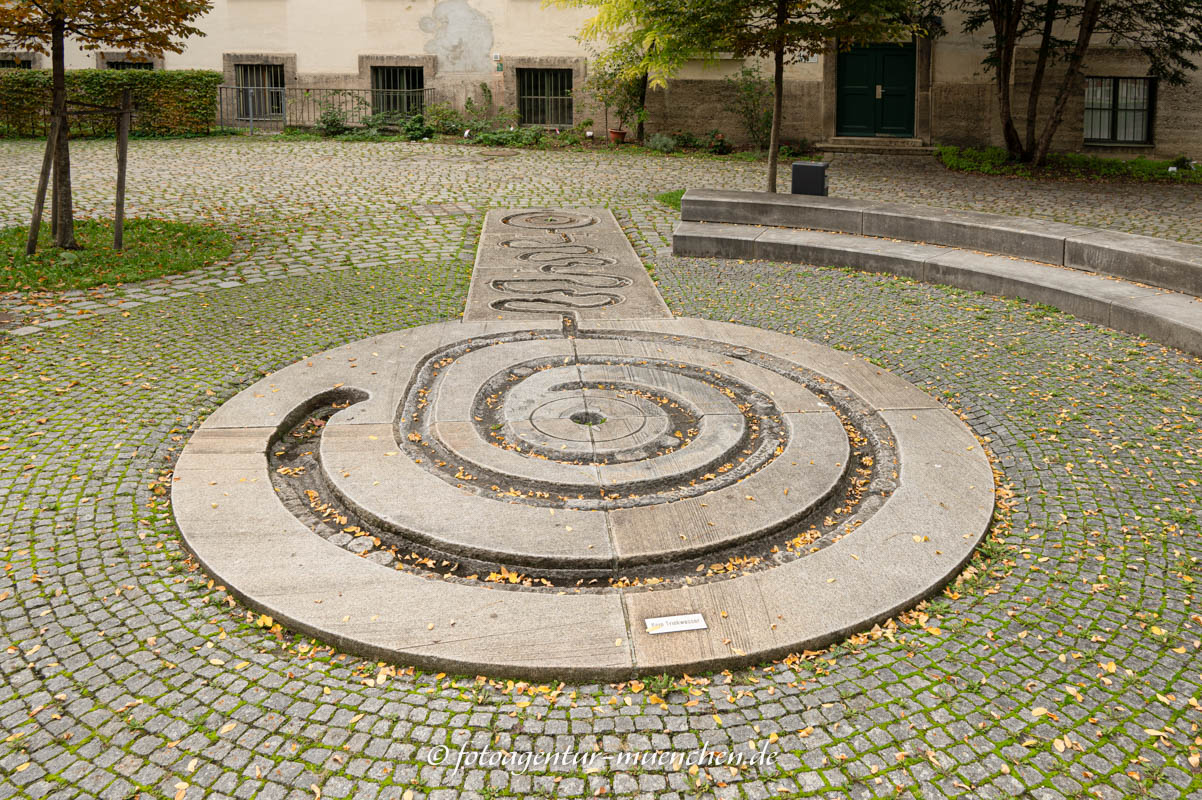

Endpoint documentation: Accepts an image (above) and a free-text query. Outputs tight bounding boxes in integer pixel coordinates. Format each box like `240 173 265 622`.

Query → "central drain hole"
570 411 606 426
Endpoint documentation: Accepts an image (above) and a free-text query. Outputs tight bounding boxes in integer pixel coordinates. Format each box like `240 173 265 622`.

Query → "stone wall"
930 83 992 147
644 79 825 148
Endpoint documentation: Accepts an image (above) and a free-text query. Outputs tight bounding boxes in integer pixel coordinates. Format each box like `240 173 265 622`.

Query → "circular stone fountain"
173 317 994 679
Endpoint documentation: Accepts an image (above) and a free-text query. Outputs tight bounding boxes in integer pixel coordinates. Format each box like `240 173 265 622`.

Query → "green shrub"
471 126 543 147
705 129 732 155
402 113 433 141
424 102 466 135
646 133 677 153
670 131 701 149
723 65 773 151
316 108 349 137
936 144 1201 182
0 69 222 137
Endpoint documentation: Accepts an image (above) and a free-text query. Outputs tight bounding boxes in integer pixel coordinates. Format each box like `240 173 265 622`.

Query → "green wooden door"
836 42 916 137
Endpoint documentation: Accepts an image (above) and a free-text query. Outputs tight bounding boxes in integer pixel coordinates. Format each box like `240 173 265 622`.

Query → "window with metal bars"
1084 77 1155 144
517 68 573 127
234 63 286 120
370 66 424 115
107 60 154 70
0 58 33 69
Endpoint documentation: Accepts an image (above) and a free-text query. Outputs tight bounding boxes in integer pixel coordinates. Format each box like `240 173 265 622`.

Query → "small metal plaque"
644 613 707 635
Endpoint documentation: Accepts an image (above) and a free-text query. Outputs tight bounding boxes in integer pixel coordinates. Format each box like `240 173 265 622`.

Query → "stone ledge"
672 221 1202 357
679 189 1202 296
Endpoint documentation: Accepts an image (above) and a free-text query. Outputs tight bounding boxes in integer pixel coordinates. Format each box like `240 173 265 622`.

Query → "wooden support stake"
26 115 61 256
114 90 131 251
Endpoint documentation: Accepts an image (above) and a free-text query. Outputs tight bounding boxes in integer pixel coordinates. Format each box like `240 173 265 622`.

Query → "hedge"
0 69 223 137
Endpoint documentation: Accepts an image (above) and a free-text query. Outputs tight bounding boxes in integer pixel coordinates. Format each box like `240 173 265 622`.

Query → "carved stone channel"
174 209 994 679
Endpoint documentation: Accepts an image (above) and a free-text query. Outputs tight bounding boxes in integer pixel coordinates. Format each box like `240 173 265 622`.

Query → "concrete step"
671 220 1202 356
679 189 1202 297
817 138 935 155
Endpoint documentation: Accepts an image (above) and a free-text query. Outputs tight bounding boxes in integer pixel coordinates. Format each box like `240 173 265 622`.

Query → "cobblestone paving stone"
2 139 1201 335
1 138 1201 799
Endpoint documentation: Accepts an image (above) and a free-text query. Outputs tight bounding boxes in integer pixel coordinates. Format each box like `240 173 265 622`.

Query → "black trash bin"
791 161 829 196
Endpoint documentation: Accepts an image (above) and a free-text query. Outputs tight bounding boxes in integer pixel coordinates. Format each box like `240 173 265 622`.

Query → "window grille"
0 58 32 69
517 68 573 127
107 60 153 70
234 63 286 120
1084 77 1154 144
370 66 425 115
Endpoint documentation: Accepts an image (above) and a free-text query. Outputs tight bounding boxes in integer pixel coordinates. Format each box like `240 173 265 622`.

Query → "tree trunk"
765 4 786 193
51 18 77 250
1024 0 1059 155
1031 0 1101 166
636 70 649 142
990 0 1027 160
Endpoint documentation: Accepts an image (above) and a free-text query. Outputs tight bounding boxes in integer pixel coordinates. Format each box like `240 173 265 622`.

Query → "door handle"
875 84 883 99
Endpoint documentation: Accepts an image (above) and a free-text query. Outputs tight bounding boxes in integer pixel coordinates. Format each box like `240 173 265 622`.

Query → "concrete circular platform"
173 318 994 679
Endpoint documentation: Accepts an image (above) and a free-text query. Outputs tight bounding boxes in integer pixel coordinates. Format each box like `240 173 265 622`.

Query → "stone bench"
680 189 1202 297
672 190 1202 356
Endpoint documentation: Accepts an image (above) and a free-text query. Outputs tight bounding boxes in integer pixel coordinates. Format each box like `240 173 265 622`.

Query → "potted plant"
584 44 647 145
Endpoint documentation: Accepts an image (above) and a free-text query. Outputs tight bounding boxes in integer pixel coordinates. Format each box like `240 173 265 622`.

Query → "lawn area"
2 218 235 292
655 189 685 210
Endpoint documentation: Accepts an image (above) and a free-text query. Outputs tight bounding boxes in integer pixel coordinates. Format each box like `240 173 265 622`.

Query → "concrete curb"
674 192 1202 356
680 189 1202 297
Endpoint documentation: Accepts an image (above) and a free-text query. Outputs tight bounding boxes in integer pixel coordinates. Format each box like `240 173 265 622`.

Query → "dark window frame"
370 65 425 115
1083 76 1156 145
0 58 33 69
106 60 154 70
516 68 573 127
234 63 286 120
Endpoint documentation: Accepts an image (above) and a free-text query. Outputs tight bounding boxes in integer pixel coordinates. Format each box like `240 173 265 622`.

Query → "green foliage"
0 68 223 137
2 218 234 291
315 108 350 137
402 113 434 140
460 84 520 134
471 126 544 147
936 145 1202 183
704 128 732 154
655 188 684 209
723 65 772 150
423 102 466 135
583 43 647 131
668 130 701 148
646 132 677 152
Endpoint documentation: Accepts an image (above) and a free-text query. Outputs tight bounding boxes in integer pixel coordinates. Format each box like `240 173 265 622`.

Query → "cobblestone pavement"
2 138 1201 336
1 139 1201 799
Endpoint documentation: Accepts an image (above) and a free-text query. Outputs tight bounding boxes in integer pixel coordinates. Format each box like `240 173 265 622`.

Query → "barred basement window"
107 60 154 70
234 63 285 120
1084 77 1155 144
0 58 33 69
517 68 572 127
370 66 424 115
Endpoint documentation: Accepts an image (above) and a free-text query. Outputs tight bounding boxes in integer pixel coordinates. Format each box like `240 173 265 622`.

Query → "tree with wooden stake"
0 0 211 252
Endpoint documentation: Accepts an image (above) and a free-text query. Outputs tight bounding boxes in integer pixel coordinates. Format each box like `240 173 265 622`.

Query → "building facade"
3 0 1198 158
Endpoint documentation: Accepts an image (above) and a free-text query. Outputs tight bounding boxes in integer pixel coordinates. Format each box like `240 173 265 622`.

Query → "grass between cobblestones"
654 189 684 210
2 219 235 292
